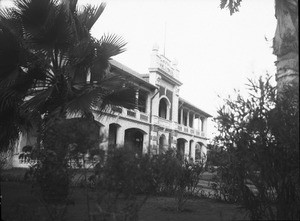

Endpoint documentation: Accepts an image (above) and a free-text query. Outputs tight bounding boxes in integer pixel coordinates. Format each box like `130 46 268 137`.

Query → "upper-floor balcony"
176 123 206 138
106 106 150 124
152 115 207 138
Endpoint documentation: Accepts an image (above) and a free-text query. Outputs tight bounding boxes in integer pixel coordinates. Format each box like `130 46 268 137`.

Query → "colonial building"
11 46 211 167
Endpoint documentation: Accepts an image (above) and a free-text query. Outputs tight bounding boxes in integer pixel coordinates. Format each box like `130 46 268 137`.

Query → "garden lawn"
1 181 248 221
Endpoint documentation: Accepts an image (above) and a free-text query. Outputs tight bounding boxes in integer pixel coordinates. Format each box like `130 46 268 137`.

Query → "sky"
1 0 277 138
80 0 277 138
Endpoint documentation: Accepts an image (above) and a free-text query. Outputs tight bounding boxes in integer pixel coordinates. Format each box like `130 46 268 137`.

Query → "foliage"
206 144 226 168
86 148 205 220
151 149 181 195
213 75 299 220
91 148 157 221
0 0 127 151
153 149 205 212
0 0 127 218
43 117 101 162
30 149 71 204
23 148 71 221
174 159 205 212
19 117 101 221
220 0 242 15
0 150 13 170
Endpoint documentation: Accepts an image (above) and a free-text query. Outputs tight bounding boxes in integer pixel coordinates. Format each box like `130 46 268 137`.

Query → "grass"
1 181 248 221
1 168 248 220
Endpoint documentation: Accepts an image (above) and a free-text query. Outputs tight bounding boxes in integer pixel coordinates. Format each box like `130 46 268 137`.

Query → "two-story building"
11 45 211 167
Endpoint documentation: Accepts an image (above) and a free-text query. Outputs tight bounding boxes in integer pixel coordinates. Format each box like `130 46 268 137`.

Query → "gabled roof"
109 59 156 91
179 97 212 118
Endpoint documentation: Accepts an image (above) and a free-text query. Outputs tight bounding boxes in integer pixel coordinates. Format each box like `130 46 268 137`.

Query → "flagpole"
163 21 166 56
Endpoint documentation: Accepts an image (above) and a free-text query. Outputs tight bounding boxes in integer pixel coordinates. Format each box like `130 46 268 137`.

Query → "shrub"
153 149 205 211
213 76 299 220
175 159 204 211
92 148 157 221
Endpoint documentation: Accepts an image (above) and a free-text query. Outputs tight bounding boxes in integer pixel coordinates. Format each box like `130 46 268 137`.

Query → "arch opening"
108 123 120 148
195 142 203 162
159 98 169 119
124 128 145 155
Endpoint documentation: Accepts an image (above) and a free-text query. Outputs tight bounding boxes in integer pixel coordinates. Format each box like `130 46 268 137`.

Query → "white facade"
12 47 211 167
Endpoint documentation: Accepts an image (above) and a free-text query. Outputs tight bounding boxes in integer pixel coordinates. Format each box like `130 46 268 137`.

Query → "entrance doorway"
124 128 145 154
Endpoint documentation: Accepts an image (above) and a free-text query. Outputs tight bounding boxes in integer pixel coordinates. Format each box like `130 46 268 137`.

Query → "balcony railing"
111 106 122 113
152 116 177 130
106 107 206 137
140 114 149 122
152 116 207 138
176 123 206 137
127 110 136 117
107 106 150 123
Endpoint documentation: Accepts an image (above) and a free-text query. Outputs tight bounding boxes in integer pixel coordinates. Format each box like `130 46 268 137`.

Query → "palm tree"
0 0 128 151
219 0 298 91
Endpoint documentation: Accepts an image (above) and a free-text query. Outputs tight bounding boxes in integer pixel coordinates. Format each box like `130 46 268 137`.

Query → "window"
159 98 168 119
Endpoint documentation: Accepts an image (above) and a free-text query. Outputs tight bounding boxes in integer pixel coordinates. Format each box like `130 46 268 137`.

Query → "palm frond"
101 88 136 110
69 35 126 84
26 5 75 53
98 75 138 110
0 24 21 86
65 83 107 116
97 34 127 58
14 0 57 29
67 0 78 14
77 2 106 31
22 86 54 113
65 72 133 116
0 4 24 37
67 39 95 81
0 116 21 151
0 0 129 150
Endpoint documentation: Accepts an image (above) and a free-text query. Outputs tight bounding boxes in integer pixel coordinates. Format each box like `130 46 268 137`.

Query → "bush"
213 76 299 220
30 151 71 204
89 147 205 219
92 148 157 220
174 159 204 211
152 149 205 211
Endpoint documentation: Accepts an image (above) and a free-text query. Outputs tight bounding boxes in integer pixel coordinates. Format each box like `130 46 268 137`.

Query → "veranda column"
187 111 190 127
191 141 196 162
180 108 183 125
192 113 195 129
116 127 125 147
200 117 204 132
142 133 149 154
202 118 206 135
145 93 151 113
184 140 189 159
135 89 139 110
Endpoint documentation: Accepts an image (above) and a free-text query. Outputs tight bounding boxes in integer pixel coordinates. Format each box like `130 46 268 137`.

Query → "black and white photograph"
0 0 298 220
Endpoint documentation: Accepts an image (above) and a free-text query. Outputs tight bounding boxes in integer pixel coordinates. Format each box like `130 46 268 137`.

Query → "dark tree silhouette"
0 0 128 151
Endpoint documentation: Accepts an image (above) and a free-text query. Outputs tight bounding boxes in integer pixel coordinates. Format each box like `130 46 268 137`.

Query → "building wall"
10 49 210 168
96 113 150 154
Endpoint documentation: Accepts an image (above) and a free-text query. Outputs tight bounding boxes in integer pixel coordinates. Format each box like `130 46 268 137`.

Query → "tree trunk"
273 0 298 91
